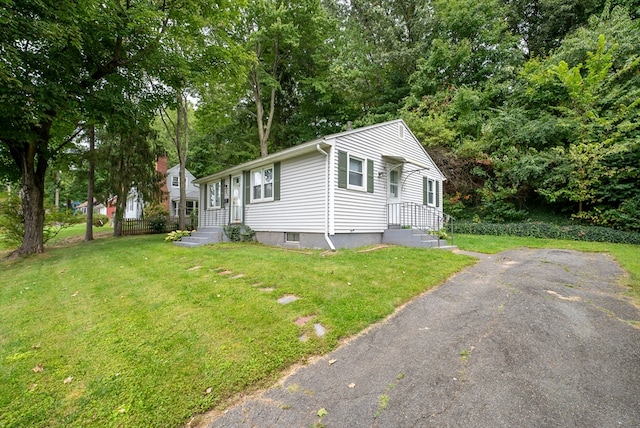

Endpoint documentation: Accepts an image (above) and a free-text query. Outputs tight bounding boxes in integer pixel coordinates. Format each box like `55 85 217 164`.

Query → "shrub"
223 225 255 242
149 216 167 233
92 214 109 227
454 221 640 245
1 191 78 247
165 230 192 242
145 203 169 233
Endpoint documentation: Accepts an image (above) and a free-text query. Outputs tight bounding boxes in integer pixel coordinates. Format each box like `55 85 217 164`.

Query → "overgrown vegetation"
455 221 640 245
0 235 473 427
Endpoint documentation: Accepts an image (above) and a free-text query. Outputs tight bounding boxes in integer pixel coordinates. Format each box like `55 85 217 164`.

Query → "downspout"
316 144 336 251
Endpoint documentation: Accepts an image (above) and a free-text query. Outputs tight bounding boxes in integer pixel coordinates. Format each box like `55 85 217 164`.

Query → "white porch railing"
387 202 454 244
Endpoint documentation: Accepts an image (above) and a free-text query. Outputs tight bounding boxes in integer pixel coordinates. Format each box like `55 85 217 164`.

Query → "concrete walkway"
198 248 640 428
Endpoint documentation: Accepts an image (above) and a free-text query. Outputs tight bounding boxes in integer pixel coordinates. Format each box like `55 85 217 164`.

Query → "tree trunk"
251 31 279 159
113 156 128 237
11 120 53 255
19 165 46 254
177 92 187 230
85 124 95 241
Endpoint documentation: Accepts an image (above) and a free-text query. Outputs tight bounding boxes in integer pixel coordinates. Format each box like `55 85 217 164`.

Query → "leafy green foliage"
92 214 109 228
223 225 256 242
455 221 640 244
0 191 78 249
165 230 192 242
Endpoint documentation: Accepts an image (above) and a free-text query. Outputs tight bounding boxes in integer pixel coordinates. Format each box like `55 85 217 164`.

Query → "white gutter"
316 144 336 251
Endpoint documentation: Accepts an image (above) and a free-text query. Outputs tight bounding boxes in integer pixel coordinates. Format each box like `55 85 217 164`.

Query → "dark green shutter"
423 177 428 205
338 150 347 189
274 162 281 200
220 178 226 208
243 171 250 205
435 180 440 207
367 159 374 193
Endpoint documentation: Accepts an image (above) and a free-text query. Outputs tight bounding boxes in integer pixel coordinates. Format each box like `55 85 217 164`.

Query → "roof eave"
193 139 332 184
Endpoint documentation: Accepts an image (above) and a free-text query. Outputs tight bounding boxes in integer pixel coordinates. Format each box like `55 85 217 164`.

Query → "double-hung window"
251 165 274 202
348 155 364 190
171 176 179 188
208 181 221 209
338 150 374 193
427 179 435 206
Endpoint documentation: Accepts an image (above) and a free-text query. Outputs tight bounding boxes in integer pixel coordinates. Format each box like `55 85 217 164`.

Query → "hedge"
455 221 640 245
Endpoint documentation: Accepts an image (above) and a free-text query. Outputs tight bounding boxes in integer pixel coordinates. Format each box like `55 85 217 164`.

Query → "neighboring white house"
166 164 199 217
123 163 199 219
76 199 107 216
124 188 144 219
191 119 448 249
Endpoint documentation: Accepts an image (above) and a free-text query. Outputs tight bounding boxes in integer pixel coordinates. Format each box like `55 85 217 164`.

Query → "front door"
387 167 402 226
230 175 243 223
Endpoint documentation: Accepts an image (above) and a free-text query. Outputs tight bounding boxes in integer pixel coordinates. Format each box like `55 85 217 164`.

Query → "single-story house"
185 119 450 249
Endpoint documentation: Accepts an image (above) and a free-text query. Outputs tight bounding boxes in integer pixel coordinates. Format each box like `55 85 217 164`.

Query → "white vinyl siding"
245 153 325 233
333 121 443 233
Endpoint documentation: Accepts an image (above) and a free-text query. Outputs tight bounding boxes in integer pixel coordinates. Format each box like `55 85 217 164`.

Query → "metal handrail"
387 202 455 246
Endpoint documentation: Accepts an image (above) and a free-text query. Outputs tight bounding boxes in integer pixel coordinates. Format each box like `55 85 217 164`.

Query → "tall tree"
0 0 239 255
99 99 163 237
159 94 190 229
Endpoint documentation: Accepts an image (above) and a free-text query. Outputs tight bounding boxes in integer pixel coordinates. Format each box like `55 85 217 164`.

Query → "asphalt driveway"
198 248 640 428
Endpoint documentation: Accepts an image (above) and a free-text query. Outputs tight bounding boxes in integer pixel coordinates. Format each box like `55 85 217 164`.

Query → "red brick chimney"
156 156 170 212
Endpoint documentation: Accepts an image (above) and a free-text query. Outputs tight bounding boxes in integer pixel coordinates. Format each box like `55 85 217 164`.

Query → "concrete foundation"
255 231 383 250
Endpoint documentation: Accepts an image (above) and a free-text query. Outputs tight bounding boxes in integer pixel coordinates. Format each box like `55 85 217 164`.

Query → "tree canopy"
2 0 639 255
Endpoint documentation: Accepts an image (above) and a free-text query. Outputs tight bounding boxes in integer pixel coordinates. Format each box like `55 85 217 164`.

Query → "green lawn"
2 232 638 427
0 235 475 427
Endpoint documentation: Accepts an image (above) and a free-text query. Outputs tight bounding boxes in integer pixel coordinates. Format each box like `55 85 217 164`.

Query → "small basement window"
285 232 300 242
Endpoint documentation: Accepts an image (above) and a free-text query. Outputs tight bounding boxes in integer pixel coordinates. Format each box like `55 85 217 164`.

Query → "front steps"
173 227 226 248
383 228 455 249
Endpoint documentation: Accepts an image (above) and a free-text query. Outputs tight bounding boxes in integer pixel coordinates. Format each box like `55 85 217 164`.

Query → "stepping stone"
259 288 274 292
218 270 232 275
299 334 308 342
277 295 299 305
187 265 201 271
231 274 245 279
294 315 314 326
314 323 326 337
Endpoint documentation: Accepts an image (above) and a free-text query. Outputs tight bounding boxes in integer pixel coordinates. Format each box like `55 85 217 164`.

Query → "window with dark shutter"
338 151 348 189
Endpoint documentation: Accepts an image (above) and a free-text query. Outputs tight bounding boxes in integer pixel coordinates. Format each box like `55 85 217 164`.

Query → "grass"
0 234 475 427
455 234 640 301
2 231 638 427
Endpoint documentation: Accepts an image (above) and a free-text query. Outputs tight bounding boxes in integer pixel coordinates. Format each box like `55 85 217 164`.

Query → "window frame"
285 232 300 243
389 169 400 199
250 164 275 203
347 154 365 191
171 175 179 188
427 178 435 206
208 181 222 209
